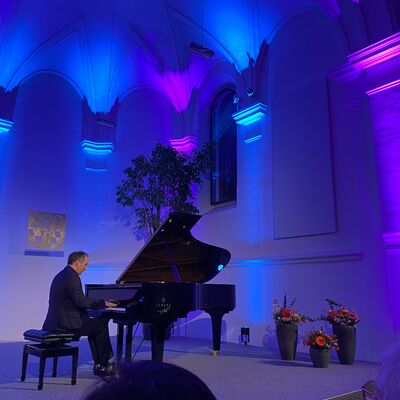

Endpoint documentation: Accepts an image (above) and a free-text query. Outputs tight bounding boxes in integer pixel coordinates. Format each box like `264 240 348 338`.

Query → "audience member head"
83 360 218 400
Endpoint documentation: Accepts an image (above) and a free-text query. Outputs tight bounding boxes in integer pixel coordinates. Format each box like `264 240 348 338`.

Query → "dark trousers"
77 315 113 365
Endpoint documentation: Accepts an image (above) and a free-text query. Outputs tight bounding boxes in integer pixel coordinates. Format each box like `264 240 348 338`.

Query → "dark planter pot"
310 348 330 368
276 323 298 360
333 325 356 365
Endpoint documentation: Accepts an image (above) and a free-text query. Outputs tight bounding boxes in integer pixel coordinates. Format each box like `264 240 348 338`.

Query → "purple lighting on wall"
348 32 400 70
152 59 207 113
170 135 197 154
367 79 400 96
360 30 400 332
369 86 400 232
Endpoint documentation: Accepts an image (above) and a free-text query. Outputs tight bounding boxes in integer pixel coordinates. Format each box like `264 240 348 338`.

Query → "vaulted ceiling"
0 0 398 113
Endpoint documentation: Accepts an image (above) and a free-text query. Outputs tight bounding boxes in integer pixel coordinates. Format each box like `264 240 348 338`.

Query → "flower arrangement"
323 299 360 327
272 294 308 325
303 329 339 350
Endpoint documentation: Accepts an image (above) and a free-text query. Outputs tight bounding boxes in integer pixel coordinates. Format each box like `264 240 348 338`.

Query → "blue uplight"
217 264 224 272
244 134 262 144
0 118 14 134
81 140 115 155
85 167 108 172
232 102 268 126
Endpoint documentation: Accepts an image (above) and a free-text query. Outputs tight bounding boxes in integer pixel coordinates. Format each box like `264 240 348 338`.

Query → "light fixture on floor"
240 327 250 345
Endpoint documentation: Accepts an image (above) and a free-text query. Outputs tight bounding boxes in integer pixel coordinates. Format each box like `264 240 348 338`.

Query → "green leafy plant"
116 142 213 240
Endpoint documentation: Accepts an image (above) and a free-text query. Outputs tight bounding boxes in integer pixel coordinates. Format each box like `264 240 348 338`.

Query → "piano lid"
116 212 231 284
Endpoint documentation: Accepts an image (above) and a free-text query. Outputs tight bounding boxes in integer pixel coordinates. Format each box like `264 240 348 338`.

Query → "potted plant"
116 142 212 339
272 295 308 360
303 328 339 368
322 299 360 365
116 142 213 240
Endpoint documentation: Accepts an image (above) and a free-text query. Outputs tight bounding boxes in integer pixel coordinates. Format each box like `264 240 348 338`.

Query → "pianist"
42 251 117 376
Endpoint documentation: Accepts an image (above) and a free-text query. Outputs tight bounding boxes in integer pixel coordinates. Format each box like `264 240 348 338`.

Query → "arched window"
210 89 237 204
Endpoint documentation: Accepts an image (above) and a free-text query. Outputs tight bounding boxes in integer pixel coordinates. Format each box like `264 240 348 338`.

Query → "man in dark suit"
43 251 117 376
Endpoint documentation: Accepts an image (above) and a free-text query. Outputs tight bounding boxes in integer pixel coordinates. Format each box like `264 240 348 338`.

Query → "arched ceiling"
0 0 396 113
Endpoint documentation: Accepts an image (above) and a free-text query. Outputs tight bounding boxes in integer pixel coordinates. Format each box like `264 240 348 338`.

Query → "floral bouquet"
303 329 339 350
323 299 360 327
272 294 308 325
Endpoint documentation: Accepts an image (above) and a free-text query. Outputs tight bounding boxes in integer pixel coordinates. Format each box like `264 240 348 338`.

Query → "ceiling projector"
189 42 215 58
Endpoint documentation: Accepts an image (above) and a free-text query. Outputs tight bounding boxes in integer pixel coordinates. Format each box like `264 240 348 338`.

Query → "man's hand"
105 300 118 308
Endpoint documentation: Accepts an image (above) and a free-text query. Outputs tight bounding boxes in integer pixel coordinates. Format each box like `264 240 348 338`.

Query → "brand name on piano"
156 303 172 314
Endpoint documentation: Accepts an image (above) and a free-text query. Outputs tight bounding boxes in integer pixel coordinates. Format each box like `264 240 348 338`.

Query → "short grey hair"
67 251 88 265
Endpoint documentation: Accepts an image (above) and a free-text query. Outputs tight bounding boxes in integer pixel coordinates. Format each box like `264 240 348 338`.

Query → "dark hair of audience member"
83 360 218 400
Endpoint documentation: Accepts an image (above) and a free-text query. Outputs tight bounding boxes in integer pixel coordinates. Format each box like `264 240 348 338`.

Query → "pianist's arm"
66 275 105 310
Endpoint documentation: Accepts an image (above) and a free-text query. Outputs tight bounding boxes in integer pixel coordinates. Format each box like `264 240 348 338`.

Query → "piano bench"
21 329 79 390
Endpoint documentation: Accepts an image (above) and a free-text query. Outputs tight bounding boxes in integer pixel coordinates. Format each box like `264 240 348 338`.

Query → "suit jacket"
43 265 105 331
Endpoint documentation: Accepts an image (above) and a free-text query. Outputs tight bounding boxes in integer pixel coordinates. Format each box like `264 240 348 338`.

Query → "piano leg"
125 323 134 361
149 319 175 362
116 323 124 361
204 308 228 356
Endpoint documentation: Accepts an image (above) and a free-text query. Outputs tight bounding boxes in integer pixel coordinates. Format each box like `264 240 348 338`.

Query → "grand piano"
85 212 236 362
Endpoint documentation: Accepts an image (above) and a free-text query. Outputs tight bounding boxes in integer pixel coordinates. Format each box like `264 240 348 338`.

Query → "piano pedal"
210 349 218 357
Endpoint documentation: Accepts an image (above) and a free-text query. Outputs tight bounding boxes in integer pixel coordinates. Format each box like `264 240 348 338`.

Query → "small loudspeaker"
240 327 250 345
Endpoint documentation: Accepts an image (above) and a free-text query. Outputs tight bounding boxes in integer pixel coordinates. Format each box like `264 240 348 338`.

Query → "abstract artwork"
25 211 66 256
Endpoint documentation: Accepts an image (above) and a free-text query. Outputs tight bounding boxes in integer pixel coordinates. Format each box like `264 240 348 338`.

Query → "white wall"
191 8 394 362
0 74 174 341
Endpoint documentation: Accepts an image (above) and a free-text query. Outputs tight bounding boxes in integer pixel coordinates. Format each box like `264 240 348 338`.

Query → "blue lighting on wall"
81 140 115 155
244 134 262 144
0 118 14 134
217 264 224 272
85 167 108 172
232 102 268 126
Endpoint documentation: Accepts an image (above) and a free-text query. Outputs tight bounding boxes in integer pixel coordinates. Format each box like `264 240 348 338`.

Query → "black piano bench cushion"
23 329 79 344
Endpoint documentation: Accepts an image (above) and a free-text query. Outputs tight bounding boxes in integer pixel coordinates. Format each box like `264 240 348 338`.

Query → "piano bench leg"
52 356 58 377
21 344 28 381
21 342 79 389
38 353 46 390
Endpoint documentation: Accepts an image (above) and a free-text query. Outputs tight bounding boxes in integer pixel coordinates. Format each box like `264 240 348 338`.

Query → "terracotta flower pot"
276 323 298 360
333 325 356 365
310 348 330 368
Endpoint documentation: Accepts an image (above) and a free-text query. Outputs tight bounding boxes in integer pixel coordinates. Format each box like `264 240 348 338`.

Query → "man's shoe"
93 363 116 377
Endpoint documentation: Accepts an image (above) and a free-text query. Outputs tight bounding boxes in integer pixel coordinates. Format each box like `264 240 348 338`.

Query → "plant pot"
276 323 298 360
333 325 356 365
310 348 330 368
